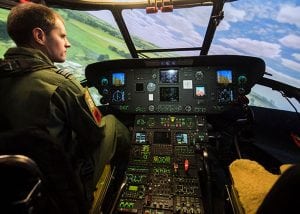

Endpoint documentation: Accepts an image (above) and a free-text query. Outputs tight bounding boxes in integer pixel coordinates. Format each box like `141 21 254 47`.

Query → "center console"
118 114 208 213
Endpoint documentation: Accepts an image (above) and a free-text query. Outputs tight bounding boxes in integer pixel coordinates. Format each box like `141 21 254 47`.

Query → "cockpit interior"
0 0 299 214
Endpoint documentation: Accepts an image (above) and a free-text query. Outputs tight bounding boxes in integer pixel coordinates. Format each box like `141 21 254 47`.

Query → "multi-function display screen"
135 132 146 144
195 86 205 97
160 87 179 102
159 69 178 83
154 132 171 144
112 72 125 86
176 133 188 144
217 70 232 84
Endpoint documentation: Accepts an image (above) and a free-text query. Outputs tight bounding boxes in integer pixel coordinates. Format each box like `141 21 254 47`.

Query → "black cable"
280 91 300 121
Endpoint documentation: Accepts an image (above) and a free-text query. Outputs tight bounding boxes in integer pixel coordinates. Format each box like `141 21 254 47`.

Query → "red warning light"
184 159 189 172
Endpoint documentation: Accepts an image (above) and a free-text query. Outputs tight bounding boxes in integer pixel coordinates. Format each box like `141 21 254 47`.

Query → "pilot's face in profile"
44 18 71 63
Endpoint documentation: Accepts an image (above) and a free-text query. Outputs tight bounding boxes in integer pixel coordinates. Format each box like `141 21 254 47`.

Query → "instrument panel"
85 56 265 114
85 56 265 213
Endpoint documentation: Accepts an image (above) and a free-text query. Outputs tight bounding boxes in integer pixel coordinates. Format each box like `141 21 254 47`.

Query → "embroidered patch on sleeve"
84 87 102 126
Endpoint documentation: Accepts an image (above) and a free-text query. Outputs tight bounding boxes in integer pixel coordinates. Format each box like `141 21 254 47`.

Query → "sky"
214 0 300 87
90 0 300 111
91 0 300 86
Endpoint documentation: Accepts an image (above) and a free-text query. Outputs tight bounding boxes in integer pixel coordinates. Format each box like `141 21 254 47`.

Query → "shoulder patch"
84 87 102 126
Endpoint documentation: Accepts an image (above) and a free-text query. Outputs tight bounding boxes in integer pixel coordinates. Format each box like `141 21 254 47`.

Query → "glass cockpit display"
176 133 188 144
154 132 171 144
135 132 146 144
195 86 205 97
217 70 232 84
160 87 179 102
110 72 126 103
159 69 178 83
112 72 125 86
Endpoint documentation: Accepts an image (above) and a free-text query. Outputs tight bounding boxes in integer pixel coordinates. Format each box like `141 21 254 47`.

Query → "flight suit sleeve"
48 76 105 154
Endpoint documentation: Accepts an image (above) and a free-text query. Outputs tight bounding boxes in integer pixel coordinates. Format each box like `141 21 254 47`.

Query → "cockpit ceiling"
0 0 236 10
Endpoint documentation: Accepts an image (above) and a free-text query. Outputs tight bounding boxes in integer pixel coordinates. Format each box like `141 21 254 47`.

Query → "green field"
0 8 170 80
0 9 13 57
0 8 160 64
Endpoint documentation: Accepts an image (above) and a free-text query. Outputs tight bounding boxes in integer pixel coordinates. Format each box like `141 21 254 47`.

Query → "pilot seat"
0 127 119 214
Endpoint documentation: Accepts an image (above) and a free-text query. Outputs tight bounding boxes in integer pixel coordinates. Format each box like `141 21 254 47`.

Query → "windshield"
123 6 211 57
0 0 299 111
216 1 300 89
89 6 212 58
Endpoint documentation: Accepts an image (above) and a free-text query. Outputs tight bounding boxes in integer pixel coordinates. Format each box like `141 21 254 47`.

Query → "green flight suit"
0 47 130 204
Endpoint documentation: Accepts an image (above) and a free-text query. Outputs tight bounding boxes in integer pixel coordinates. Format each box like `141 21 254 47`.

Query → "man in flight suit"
0 2 130 211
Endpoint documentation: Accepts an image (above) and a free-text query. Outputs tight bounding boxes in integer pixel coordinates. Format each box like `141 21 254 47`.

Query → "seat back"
0 155 44 214
257 164 300 213
0 127 89 214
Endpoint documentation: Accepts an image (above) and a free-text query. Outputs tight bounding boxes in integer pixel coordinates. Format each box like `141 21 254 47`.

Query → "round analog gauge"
102 88 109 95
147 82 156 92
195 71 204 81
100 77 109 86
112 90 124 102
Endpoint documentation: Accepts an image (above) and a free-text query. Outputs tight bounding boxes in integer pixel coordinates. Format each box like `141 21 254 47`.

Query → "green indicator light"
129 185 138 191
120 105 129 111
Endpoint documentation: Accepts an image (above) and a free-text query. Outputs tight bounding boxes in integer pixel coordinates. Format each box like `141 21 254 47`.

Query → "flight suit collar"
4 47 54 66
1 47 56 77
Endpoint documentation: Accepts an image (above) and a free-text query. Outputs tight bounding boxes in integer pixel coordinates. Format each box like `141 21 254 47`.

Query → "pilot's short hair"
7 2 64 46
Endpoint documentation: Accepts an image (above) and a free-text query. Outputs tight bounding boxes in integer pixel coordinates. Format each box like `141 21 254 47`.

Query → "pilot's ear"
32 27 46 45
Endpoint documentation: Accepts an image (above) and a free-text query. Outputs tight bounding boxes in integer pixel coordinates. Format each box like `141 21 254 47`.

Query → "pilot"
0 1 130 210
